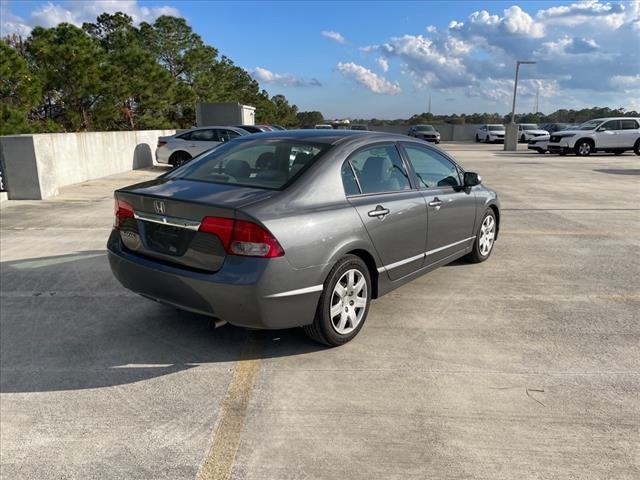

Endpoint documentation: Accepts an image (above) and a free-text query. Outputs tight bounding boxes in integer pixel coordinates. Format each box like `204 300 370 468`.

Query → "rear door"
400 143 477 266
346 143 428 281
619 119 640 147
187 129 222 156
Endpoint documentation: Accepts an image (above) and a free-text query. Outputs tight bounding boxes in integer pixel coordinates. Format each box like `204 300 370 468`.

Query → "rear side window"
191 129 218 141
348 144 411 194
166 140 330 190
621 119 639 129
341 162 360 196
402 144 461 188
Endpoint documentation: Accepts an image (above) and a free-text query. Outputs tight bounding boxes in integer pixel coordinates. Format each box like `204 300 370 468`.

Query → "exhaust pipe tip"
210 318 228 329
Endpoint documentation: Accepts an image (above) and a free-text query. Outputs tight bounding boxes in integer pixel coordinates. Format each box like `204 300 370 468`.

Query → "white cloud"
376 57 389 72
360 1 640 107
1 0 181 35
336 62 401 95
321 30 345 44
252 67 321 87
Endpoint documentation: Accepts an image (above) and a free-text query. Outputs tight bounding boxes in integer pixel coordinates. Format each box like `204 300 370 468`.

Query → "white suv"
475 124 505 143
517 124 548 143
547 117 640 156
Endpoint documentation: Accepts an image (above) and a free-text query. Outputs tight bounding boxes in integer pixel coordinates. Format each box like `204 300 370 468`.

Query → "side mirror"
463 171 482 187
597 127 606 132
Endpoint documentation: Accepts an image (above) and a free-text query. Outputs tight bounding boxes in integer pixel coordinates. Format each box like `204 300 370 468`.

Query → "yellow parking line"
196 335 263 480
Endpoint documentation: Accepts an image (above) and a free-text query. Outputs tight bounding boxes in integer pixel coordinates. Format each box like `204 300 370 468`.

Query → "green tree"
0 40 41 134
296 111 324 128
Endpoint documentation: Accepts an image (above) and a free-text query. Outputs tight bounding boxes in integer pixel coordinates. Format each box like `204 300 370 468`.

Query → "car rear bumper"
107 230 323 329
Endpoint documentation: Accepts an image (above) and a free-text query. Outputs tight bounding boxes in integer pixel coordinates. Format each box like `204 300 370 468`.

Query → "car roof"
229 129 405 145
588 117 639 122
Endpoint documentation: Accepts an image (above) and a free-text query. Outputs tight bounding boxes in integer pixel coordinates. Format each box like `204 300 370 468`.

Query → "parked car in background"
407 125 440 143
234 125 271 133
315 124 333 129
517 124 548 143
156 126 249 167
528 124 580 153
547 117 640 156
269 125 286 131
475 124 505 143
351 125 369 131
109 130 500 346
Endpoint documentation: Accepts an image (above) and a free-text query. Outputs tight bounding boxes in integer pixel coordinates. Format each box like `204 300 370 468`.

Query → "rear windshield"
488 125 503 131
165 139 331 190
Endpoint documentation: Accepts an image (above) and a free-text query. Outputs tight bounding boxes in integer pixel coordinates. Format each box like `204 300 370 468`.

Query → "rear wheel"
575 140 593 157
303 255 371 346
465 209 497 263
634 140 640 156
169 151 191 168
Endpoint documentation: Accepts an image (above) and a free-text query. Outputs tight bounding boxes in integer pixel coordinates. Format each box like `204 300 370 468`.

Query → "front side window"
402 144 461 189
348 144 411 194
621 119 639 129
166 140 330 190
600 120 620 131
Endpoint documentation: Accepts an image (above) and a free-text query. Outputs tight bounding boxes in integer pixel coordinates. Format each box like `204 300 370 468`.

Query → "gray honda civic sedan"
108 130 500 346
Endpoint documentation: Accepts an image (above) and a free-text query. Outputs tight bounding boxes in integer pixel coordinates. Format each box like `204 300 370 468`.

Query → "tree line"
1 12 300 135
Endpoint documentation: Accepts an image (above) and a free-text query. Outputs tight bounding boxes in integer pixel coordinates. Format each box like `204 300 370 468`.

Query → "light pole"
505 60 536 151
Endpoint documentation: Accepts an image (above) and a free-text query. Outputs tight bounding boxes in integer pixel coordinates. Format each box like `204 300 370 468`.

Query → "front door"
346 143 428 281
401 143 477 265
596 120 621 148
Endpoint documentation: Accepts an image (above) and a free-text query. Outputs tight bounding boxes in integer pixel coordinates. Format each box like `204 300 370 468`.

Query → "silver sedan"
109 131 500 346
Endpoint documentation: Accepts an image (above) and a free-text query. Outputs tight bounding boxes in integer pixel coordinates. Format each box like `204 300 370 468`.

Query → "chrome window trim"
377 236 476 273
133 211 202 231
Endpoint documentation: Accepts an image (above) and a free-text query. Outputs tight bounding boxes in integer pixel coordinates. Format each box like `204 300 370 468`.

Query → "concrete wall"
369 124 482 141
0 129 175 200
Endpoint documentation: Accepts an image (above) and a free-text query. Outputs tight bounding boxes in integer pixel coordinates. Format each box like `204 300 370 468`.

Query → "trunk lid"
115 178 275 272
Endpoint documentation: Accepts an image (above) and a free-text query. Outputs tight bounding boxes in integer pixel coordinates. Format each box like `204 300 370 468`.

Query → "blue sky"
2 0 639 118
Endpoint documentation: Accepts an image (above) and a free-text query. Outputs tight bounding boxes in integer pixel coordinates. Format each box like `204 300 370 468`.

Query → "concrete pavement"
1 145 639 479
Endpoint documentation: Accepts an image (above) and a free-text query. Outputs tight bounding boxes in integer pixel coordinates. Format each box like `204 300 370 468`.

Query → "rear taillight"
157 140 167 148
114 198 134 229
198 217 284 258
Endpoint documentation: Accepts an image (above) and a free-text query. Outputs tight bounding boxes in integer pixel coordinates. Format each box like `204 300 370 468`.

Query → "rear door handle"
368 206 390 218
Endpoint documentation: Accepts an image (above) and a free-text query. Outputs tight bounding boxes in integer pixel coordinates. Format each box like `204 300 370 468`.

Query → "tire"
169 151 191 168
303 255 371 346
613 150 624 155
634 140 640 156
536 149 546 154
485 135 491 144
475 134 480 142
520 134 526 143
465 209 497 264
574 139 593 157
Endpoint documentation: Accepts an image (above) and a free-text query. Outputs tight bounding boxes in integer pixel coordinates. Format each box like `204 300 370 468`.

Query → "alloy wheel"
578 142 591 156
330 269 368 334
479 215 496 256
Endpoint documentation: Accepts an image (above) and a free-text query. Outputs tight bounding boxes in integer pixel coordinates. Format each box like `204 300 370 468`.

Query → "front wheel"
520 134 526 143
465 209 497 263
475 134 480 142
303 255 371 346
575 140 593 157
634 140 640 156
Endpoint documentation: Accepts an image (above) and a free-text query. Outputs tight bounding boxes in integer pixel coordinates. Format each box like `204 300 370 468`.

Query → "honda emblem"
153 200 166 215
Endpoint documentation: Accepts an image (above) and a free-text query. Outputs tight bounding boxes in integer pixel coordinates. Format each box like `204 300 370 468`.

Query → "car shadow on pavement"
0 251 325 394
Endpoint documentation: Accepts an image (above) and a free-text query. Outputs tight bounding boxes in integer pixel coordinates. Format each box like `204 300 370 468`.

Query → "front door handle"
428 198 443 208
368 205 390 218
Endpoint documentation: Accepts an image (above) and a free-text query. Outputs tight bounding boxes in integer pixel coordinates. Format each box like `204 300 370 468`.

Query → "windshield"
416 125 435 131
522 124 539 130
488 125 503 131
165 139 331 190
576 120 602 131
